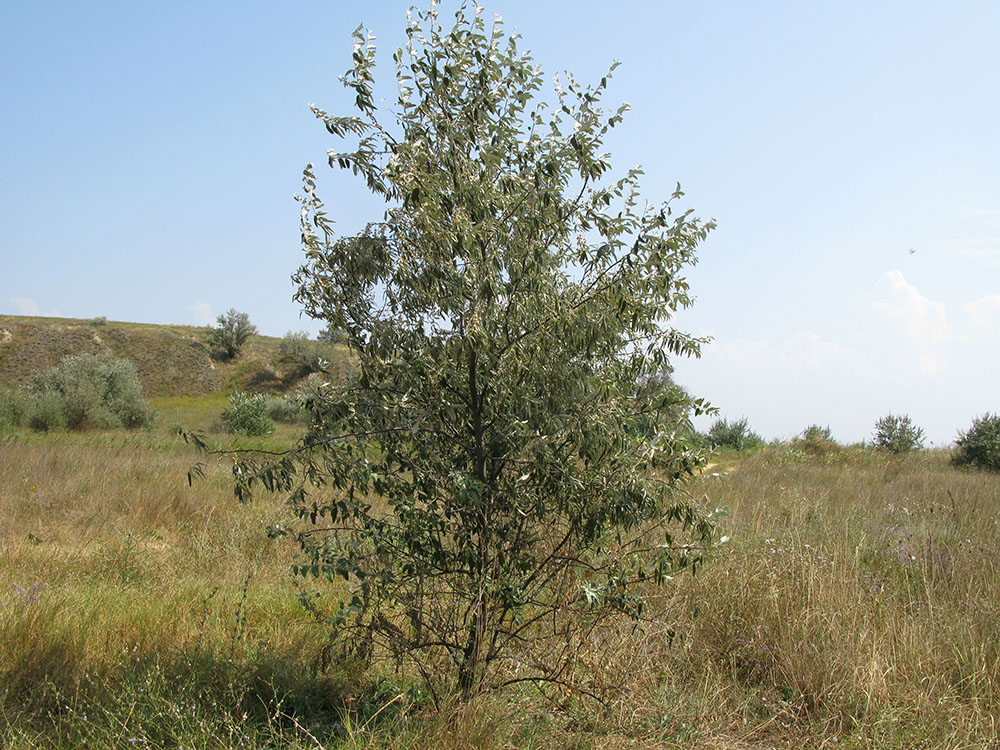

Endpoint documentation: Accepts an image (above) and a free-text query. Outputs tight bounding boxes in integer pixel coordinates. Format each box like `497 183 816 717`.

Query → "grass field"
2 418 997 748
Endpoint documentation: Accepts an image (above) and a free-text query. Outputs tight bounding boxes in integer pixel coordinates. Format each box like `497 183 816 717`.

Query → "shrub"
207 309 257 361
953 413 1000 472
264 394 307 424
871 413 925 453
0 386 28 430
316 323 347 345
220 392 274 436
801 424 833 442
29 353 155 430
26 391 69 431
796 424 839 457
274 331 336 383
707 417 764 451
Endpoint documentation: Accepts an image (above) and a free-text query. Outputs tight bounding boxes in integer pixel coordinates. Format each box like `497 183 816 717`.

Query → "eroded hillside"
0 315 221 397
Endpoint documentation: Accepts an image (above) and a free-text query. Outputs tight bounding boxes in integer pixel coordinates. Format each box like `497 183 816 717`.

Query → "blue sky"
2 1 998 444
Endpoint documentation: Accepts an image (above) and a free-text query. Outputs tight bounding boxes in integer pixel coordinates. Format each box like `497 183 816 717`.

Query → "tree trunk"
457 592 488 699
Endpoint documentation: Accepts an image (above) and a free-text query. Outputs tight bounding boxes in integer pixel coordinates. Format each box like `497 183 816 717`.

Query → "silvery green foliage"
871 413 925 454
707 417 764 451
0 385 28 430
264 394 308 424
237 3 714 699
275 331 336 383
29 353 154 430
953 413 1000 472
207 309 257 361
220 392 274 437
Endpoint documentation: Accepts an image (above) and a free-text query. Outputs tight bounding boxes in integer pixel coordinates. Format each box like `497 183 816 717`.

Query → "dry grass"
622 448 1000 748
0 430 347 747
1 432 998 748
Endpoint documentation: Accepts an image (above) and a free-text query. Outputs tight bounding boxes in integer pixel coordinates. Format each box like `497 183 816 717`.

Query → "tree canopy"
235 3 715 700
206 308 257 361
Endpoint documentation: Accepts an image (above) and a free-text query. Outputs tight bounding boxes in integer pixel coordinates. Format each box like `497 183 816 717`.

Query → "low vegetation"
220 391 276 437
0 353 154 431
274 331 338 383
953 412 1000 472
871 413 925 454
1 430 997 748
0 314 222 397
706 416 765 451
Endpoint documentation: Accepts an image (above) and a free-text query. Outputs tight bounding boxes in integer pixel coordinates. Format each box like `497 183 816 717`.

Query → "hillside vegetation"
0 315 223 397
0 314 322 399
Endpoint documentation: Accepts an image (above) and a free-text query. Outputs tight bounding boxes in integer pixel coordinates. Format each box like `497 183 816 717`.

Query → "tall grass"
641 448 1000 747
0 431 353 747
1 432 998 748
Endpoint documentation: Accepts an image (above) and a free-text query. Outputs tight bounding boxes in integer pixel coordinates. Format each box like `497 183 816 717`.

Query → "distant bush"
26 391 68 431
207 309 257 361
220 392 274 436
796 424 839 456
264 394 307 424
27 353 155 430
293 372 329 404
88 316 108 326
872 413 925 454
953 413 1000 472
0 386 28 430
275 331 336 382
801 424 833 442
706 417 764 451
316 323 347 345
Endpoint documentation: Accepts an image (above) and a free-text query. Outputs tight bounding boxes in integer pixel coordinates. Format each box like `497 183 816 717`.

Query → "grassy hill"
0 314 297 398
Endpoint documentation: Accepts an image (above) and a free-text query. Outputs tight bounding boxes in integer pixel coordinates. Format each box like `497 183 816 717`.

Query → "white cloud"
962 294 1000 342
674 271 1000 446
8 297 60 317
705 331 871 380
869 269 949 373
673 329 884 441
950 207 1000 258
189 301 214 326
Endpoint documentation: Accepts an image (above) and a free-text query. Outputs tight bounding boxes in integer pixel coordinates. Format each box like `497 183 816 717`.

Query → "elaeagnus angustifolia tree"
234 2 716 701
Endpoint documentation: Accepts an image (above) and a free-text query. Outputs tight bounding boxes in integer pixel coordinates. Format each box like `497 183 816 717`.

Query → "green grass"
151 392 232 433
1 423 998 748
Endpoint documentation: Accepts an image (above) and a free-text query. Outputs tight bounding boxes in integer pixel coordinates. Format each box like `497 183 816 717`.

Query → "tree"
235 4 714 700
871 413 924 454
953 413 1000 472
632 363 699 439
316 323 347 344
275 330 336 383
707 416 764 451
207 308 257 361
